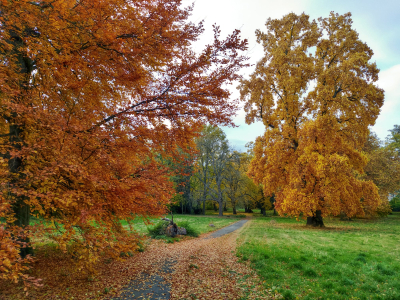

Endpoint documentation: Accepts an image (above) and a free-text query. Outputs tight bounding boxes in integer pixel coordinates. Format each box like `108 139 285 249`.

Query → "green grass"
121 214 239 235
237 213 400 300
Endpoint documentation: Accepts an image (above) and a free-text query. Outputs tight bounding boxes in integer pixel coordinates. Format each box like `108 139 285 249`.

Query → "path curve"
112 220 248 300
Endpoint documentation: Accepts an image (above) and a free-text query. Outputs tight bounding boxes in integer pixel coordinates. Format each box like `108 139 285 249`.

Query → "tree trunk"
273 208 277 216
218 201 223 216
244 205 253 213
202 199 206 215
9 123 33 258
7 29 35 258
223 202 227 212
306 210 324 227
260 206 266 216
233 206 237 215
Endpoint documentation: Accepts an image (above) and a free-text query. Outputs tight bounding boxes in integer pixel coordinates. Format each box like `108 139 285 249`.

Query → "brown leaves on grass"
0 222 279 299
168 223 279 300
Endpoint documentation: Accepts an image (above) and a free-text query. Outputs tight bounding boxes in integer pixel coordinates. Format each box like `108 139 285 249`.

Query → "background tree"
209 128 231 216
362 131 400 216
0 0 247 285
194 125 231 216
225 152 244 215
240 12 384 227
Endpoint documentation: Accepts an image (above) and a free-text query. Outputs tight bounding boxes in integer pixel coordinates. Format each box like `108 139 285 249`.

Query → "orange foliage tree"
240 12 384 227
0 0 247 285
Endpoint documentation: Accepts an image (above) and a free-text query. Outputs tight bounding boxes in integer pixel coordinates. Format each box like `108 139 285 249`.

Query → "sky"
182 0 400 151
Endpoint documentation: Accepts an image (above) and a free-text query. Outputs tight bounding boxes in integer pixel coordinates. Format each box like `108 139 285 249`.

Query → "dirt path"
110 220 277 300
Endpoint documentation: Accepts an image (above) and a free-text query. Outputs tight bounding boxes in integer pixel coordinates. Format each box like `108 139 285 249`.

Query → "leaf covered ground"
0 218 279 299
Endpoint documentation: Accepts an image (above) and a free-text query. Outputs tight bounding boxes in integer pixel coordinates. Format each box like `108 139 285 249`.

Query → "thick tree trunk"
7 29 35 258
9 123 33 258
306 210 324 227
233 206 237 215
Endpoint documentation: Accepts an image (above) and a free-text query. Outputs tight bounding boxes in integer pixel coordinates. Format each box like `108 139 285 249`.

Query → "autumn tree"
240 12 384 227
361 130 400 216
0 0 247 285
363 132 400 206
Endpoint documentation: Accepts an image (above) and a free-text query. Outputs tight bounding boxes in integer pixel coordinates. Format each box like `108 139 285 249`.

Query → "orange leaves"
240 12 383 221
1 0 248 287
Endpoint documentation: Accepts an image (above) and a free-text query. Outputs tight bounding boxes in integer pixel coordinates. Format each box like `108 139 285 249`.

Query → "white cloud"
180 1 400 145
371 64 400 139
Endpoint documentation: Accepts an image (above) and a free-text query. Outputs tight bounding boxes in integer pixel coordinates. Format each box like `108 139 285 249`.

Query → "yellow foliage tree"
363 132 400 216
240 12 384 226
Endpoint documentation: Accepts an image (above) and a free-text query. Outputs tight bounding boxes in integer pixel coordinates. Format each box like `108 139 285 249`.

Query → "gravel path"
112 220 249 300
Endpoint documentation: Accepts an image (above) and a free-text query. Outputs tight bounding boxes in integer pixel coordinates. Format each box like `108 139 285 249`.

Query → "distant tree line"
168 125 272 216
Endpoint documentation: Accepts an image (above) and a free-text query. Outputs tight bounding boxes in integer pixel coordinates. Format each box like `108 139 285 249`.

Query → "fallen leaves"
0 221 280 299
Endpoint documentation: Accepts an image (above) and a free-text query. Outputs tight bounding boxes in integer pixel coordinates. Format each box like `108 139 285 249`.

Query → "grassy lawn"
120 214 240 235
28 214 241 247
205 207 263 217
237 213 400 300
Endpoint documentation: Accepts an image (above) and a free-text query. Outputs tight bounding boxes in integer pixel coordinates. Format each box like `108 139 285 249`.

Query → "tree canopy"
0 0 247 285
240 12 384 226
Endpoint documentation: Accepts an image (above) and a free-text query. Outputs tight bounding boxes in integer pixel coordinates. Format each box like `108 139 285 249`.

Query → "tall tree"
240 12 384 227
194 125 230 215
209 128 230 216
225 152 243 215
0 0 247 285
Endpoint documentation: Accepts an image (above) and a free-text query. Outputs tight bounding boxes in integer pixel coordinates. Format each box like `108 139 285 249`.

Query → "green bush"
390 194 400 212
147 220 200 238
147 220 169 238
177 220 199 237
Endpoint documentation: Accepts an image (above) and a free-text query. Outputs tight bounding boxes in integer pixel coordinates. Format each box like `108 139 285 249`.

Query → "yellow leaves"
241 12 384 221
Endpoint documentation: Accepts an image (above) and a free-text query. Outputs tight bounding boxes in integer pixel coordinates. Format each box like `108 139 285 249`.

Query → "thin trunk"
261 206 266 216
232 202 237 215
218 201 223 216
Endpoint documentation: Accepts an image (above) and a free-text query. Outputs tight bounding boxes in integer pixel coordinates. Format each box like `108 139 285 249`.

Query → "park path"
109 220 275 300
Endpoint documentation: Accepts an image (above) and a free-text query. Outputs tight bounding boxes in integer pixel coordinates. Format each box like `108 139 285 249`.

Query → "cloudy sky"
182 0 400 151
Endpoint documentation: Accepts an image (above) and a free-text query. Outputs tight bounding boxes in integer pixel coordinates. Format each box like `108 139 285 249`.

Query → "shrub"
147 220 169 238
376 198 392 217
177 221 199 237
390 194 400 212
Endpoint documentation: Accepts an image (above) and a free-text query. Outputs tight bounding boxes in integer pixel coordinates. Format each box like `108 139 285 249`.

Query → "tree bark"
233 206 237 215
7 29 35 258
306 210 324 227
9 122 33 258
260 206 266 216
218 201 223 216
244 205 253 213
